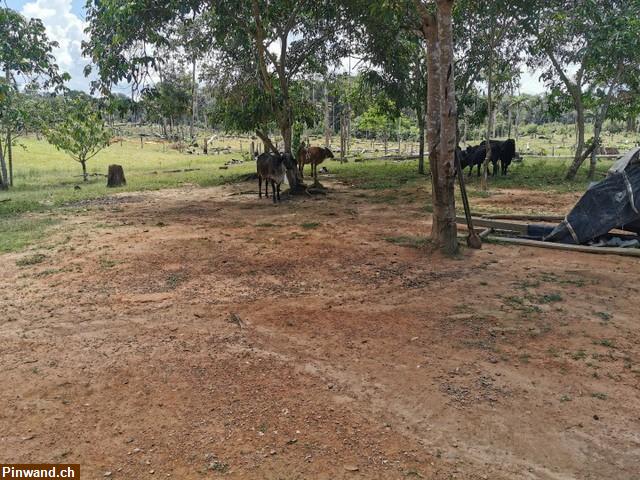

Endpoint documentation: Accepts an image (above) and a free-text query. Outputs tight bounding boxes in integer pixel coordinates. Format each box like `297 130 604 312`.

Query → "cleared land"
1 138 639 479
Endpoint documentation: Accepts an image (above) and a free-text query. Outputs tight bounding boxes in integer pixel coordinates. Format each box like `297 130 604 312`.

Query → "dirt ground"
1 178 639 480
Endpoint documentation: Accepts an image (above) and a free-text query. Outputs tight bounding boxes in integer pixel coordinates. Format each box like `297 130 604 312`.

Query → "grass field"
0 133 624 253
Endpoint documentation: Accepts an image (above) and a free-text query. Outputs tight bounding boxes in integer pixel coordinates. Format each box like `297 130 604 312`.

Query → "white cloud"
520 69 545 95
21 0 92 92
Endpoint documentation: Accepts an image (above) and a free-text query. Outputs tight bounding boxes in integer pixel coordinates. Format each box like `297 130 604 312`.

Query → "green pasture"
0 133 622 253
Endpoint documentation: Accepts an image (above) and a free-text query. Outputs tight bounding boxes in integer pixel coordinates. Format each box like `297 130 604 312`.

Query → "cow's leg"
259 177 262 198
265 179 269 198
299 162 304 178
271 180 277 203
277 183 281 202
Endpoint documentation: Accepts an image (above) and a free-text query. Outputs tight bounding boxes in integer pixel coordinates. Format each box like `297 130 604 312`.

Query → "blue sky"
7 0 546 95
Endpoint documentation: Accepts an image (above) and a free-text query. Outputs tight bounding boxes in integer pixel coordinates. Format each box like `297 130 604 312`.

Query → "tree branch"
255 130 279 154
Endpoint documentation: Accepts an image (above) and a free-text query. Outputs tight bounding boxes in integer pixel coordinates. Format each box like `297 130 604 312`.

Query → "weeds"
301 222 320 229
384 236 430 248
16 253 47 267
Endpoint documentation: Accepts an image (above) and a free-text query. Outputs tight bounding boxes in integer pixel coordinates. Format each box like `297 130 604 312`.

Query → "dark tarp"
544 147 640 245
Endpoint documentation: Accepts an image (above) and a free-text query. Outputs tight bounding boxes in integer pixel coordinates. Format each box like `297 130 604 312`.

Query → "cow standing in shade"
460 139 517 176
297 145 334 183
257 152 295 203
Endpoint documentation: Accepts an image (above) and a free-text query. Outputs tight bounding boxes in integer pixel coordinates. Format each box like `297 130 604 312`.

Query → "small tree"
0 7 68 189
45 98 111 182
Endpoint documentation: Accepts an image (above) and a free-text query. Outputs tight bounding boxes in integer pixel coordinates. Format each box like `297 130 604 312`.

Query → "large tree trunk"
419 5 441 240
435 0 458 254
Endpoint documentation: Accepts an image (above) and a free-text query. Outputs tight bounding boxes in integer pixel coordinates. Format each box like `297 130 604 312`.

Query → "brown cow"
297 145 334 182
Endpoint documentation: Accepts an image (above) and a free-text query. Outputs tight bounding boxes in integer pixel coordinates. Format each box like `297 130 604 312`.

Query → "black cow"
460 139 517 176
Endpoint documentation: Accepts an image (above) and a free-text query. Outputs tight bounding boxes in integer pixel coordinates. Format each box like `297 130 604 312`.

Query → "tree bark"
419 4 441 240
565 101 586 180
80 160 88 182
435 0 459 254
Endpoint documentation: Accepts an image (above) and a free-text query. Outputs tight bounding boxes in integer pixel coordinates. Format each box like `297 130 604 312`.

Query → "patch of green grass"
593 338 616 349
301 222 320 229
514 279 541 289
16 253 47 267
384 235 430 248
467 189 491 198
571 349 587 361
0 217 59 253
0 137 252 220
533 292 564 304
591 392 608 400
207 461 229 473
99 258 117 269
255 222 279 228
331 160 423 190
595 311 612 321
502 295 542 313
368 193 399 204
559 394 572 402
166 272 185 289
539 272 586 287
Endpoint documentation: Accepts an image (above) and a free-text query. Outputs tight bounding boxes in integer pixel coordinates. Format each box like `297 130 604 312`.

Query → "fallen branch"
0 198 11 203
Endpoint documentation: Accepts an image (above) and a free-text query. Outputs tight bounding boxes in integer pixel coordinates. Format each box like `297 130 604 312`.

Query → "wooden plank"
487 235 640 258
481 213 564 222
456 216 528 234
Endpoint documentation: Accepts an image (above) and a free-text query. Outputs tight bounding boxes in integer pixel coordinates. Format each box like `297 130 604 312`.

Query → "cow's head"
281 152 297 170
323 147 335 159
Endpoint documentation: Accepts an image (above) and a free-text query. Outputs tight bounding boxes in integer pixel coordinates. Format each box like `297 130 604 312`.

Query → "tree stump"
107 165 126 187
